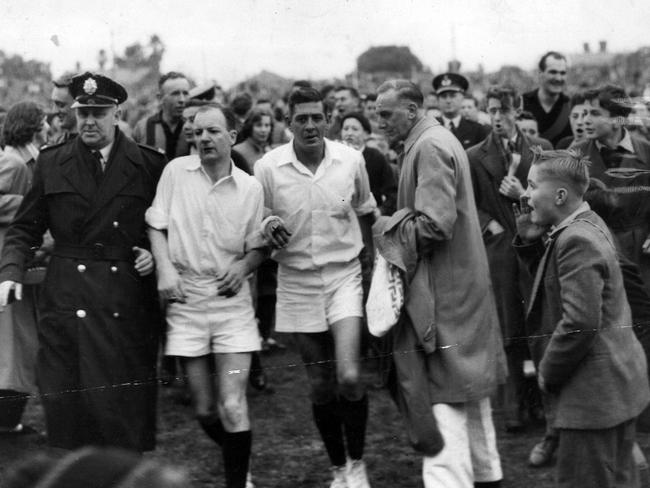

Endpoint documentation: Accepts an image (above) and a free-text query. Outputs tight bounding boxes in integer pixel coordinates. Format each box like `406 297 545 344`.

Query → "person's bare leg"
215 352 253 488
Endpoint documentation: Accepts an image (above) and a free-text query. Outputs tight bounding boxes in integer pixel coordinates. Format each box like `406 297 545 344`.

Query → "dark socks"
340 394 368 461
198 415 225 446
312 400 346 467
222 430 252 488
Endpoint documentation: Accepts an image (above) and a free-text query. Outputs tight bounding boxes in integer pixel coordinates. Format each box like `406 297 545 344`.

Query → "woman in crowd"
0 101 50 436
233 108 273 173
340 112 396 216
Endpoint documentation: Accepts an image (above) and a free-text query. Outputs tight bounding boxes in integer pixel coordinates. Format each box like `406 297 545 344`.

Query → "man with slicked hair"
375 79 505 488
255 86 376 488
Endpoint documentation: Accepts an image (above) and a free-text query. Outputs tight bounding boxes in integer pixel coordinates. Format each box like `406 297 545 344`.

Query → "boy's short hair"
516 110 536 122
485 85 521 111
570 92 586 108
531 147 591 196
583 85 632 118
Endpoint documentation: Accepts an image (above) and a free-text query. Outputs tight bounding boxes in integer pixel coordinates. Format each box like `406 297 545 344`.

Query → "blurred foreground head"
5 447 190 488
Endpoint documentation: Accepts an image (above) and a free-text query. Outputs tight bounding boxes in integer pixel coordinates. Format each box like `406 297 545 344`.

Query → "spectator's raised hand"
513 198 547 243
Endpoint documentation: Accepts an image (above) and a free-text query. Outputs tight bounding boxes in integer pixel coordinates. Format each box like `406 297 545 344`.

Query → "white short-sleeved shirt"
145 155 264 278
254 139 376 271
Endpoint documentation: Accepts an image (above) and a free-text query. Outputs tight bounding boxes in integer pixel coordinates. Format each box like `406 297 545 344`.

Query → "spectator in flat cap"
189 83 226 104
433 73 490 149
133 71 191 160
0 71 166 452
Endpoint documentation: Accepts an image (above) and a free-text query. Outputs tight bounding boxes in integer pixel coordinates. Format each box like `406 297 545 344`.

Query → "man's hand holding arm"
147 227 185 302
133 246 154 276
217 249 268 298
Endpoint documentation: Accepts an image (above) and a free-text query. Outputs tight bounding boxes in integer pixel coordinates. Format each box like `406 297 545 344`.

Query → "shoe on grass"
246 471 255 488
330 465 348 488
528 436 558 467
346 459 371 488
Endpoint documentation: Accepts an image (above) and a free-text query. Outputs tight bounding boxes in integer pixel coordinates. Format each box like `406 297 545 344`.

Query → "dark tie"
90 150 104 186
600 145 626 169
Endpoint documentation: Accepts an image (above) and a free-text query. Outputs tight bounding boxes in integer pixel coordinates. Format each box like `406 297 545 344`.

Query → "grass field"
1 338 648 487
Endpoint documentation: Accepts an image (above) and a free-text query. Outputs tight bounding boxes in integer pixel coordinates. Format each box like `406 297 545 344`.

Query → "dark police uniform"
433 73 490 149
0 73 166 451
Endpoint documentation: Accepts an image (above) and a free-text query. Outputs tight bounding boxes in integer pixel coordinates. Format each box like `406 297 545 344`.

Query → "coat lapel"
479 137 507 180
516 135 535 182
586 141 607 178
83 130 143 224
526 236 556 318
58 138 98 203
631 136 650 166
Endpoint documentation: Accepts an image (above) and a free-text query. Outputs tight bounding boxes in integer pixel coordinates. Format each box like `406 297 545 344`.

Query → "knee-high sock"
340 394 368 461
198 416 225 446
312 400 346 466
250 352 262 373
222 430 252 488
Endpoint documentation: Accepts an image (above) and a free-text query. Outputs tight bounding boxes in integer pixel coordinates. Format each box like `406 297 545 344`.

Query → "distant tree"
357 46 423 74
114 34 165 74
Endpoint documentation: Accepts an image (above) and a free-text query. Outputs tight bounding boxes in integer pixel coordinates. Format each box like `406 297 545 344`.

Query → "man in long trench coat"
0 72 166 451
375 79 506 488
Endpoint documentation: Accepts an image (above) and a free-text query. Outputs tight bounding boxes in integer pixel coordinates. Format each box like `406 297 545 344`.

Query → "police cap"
432 73 469 95
70 72 128 108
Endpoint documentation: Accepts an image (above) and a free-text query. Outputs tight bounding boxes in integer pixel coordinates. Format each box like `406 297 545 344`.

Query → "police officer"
433 73 490 149
0 72 166 452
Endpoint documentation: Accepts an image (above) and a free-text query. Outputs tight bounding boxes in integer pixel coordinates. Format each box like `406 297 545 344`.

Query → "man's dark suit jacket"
438 117 490 149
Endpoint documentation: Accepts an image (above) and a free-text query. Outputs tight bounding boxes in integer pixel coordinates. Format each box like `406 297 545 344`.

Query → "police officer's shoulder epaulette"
137 143 166 156
39 140 68 152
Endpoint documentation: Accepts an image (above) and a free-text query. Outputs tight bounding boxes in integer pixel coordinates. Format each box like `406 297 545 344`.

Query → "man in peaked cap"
433 73 490 149
0 72 167 451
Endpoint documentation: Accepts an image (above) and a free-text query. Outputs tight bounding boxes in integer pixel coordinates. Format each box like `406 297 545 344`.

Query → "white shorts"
275 260 363 333
165 278 261 356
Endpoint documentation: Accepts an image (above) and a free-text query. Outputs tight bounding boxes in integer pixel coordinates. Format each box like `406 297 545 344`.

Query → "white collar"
442 115 462 128
595 129 635 153
550 202 591 237
97 141 113 161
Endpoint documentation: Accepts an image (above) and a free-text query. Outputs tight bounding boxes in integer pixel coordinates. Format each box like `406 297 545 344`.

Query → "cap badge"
441 76 451 87
83 78 98 95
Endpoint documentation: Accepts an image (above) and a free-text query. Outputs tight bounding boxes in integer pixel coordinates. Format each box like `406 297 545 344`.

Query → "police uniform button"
110 266 118 273
76 310 86 318
113 312 120 319
77 264 86 273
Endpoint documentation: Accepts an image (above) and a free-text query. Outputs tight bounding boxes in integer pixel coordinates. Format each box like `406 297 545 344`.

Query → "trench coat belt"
52 243 134 262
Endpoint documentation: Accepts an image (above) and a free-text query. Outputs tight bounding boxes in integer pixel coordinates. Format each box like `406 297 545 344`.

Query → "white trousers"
422 397 502 488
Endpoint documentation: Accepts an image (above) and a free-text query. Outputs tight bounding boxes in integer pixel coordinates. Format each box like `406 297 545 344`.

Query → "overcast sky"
2 0 649 88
